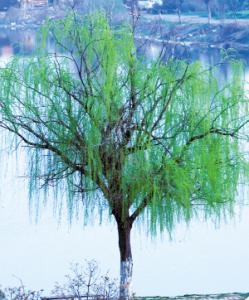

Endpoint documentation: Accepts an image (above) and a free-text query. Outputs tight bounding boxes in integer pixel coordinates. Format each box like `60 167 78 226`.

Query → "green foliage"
0 12 248 235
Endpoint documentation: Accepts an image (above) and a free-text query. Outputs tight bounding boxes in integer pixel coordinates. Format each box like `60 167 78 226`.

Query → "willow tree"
0 13 248 300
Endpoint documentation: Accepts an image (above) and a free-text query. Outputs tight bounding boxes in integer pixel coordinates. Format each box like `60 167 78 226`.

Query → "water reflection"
1 27 249 66
143 39 249 65
0 29 37 56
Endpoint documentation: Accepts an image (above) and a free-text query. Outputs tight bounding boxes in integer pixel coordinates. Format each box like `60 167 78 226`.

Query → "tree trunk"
219 3 225 22
117 221 133 300
177 0 182 24
177 7 182 24
207 1 212 24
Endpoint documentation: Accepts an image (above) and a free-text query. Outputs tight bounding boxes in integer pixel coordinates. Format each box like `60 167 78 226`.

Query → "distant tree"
217 0 249 18
242 0 249 9
123 0 138 9
161 0 177 13
210 0 249 20
215 0 226 20
227 0 246 20
203 0 212 23
3 282 42 300
0 12 248 300
161 0 184 21
0 0 18 11
0 289 5 300
176 0 184 23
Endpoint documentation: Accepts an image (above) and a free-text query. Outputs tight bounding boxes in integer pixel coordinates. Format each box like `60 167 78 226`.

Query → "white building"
20 0 48 7
138 0 163 10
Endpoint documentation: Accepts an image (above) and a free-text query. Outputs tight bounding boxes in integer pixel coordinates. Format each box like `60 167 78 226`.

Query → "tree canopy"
0 12 248 299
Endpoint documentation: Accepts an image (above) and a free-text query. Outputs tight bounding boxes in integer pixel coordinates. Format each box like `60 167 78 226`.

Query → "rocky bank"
138 293 249 300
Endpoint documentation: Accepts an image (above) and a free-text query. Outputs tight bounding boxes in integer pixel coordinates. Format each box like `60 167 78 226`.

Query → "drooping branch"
186 127 237 146
0 12 247 241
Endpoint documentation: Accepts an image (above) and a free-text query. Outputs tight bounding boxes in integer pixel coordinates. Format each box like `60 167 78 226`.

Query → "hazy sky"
1 146 249 297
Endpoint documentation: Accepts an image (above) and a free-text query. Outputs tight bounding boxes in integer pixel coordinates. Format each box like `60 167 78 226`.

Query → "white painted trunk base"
120 258 133 300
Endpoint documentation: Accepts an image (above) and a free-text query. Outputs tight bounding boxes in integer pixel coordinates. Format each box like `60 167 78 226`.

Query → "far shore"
1 8 249 53
144 12 249 26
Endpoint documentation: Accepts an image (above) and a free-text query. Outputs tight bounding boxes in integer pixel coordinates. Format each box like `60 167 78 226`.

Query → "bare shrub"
1 261 117 300
0 289 5 300
3 280 43 300
51 260 118 300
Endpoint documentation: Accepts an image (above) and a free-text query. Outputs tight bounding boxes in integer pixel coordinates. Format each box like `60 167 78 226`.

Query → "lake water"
1 28 249 297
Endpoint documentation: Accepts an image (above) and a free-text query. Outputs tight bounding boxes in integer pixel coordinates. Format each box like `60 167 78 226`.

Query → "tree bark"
117 221 133 300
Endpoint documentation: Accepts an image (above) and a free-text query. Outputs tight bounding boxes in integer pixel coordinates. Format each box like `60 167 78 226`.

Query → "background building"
20 0 49 7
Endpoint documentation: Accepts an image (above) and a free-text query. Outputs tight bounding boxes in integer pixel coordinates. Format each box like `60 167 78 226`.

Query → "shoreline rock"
136 293 249 300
